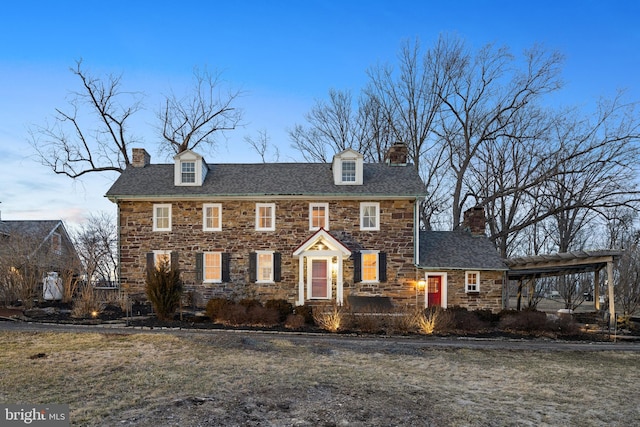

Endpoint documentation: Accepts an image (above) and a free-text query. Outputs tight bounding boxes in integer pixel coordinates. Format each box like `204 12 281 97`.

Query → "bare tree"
245 129 280 163
289 89 374 162
536 95 640 253
29 60 142 178
31 62 243 178
435 42 564 228
73 212 118 287
365 37 452 170
159 67 243 154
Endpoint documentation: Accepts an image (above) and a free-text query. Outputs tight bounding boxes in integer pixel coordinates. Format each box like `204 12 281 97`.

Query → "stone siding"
118 199 419 307
445 270 504 312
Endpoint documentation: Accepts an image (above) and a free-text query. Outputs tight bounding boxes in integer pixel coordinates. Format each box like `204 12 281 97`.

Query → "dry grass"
0 331 639 426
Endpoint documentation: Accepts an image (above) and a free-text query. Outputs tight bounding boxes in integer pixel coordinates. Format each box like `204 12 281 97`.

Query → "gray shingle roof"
419 230 508 271
1 220 63 239
105 163 427 199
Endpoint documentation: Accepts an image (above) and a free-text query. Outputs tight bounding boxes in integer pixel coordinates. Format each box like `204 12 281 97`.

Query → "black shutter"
222 253 231 282
249 252 257 282
171 251 179 271
274 252 282 282
378 252 387 282
195 253 203 282
146 252 155 275
353 251 361 283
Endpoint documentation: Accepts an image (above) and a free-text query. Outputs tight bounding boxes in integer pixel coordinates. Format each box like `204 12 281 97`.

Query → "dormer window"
341 160 356 182
174 150 207 186
181 161 196 183
332 149 363 185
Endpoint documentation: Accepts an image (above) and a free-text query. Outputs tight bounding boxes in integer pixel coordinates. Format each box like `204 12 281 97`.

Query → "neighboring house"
0 220 81 301
106 145 507 311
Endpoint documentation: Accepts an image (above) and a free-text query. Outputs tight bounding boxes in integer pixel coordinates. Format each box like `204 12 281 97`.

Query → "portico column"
297 256 305 306
336 254 344 305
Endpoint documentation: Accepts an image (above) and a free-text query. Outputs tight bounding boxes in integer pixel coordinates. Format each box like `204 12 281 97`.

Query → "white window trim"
202 203 222 231
360 202 380 231
255 203 276 231
465 271 480 293
153 204 172 231
309 203 329 231
360 250 379 283
341 159 357 183
203 251 222 283
256 250 274 283
180 160 196 184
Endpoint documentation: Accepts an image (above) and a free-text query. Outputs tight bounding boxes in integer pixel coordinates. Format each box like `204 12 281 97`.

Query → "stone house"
106 145 507 311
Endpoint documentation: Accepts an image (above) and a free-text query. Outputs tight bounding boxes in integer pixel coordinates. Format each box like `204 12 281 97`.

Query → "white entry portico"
293 229 352 306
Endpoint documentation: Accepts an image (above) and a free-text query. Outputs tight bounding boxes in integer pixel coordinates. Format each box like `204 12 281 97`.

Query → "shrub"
448 306 490 332
145 260 182 321
413 307 439 334
284 313 305 329
205 298 234 321
549 315 580 335
313 304 345 332
246 305 280 326
386 309 417 335
219 303 248 325
499 309 548 333
238 298 262 309
71 284 104 319
350 310 386 334
294 304 315 325
265 299 294 322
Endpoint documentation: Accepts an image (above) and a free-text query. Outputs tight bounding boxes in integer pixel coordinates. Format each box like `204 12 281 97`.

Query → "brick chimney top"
384 143 408 166
131 148 150 168
463 206 486 236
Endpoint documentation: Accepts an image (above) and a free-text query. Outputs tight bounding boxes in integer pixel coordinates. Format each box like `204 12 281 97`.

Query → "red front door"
427 276 441 307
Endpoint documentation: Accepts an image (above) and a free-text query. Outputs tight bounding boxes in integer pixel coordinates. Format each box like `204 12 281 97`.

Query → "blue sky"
1 0 638 230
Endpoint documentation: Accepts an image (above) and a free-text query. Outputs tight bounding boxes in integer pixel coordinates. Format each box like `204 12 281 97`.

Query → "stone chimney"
131 148 150 168
463 206 486 236
384 142 408 166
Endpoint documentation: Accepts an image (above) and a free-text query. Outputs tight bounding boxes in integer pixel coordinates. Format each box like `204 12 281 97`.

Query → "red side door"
427 276 441 307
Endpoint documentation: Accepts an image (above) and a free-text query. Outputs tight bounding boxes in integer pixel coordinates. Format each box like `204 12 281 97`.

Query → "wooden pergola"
506 250 622 325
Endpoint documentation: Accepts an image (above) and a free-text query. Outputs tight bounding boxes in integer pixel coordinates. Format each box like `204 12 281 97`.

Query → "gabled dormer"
332 148 363 185
174 150 208 186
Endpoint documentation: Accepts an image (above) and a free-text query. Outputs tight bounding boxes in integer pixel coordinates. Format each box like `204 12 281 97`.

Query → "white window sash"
203 203 222 231
153 204 172 231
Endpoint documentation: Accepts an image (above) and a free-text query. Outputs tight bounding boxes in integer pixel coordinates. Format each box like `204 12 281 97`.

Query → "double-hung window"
353 250 387 283
341 160 356 182
153 204 172 231
203 203 222 231
361 251 379 282
465 271 480 293
249 251 281 283
309 203 329 230
181 161 196 183
203 252 222 283
256 203 275 231
360 202 380 231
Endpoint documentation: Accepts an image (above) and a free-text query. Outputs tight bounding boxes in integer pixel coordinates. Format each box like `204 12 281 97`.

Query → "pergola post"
607 261 615 328
594 268 600 311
